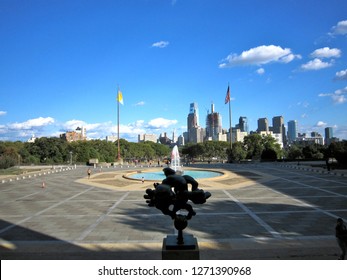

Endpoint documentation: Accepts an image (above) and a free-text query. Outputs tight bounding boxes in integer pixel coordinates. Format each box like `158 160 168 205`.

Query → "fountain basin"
125 169 223 181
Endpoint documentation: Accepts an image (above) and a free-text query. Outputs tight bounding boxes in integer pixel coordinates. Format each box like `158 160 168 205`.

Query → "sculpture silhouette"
144 167 211 244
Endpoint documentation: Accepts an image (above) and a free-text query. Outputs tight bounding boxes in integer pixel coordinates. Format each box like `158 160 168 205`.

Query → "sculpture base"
162 234 199 260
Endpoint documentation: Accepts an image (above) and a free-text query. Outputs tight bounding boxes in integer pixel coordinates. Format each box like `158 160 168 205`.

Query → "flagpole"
117 86 121 161
228 83 232 150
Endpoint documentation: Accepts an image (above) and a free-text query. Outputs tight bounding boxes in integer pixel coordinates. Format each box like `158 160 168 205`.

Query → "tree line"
0 138 171 169
182 134 347 165
1 135 346 169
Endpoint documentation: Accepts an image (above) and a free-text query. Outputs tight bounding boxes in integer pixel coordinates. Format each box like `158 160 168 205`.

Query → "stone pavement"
0 163 346 260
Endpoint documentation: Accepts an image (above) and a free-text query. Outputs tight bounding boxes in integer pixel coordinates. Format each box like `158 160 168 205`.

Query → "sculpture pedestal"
162 234 199 260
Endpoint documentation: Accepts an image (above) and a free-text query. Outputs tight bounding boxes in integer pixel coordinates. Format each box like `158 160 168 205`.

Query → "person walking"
87 168 91 179
335 218 347 260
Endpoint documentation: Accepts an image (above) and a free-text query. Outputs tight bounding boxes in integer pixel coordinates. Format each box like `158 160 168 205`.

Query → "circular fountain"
126 169 223 181
125 145 224 181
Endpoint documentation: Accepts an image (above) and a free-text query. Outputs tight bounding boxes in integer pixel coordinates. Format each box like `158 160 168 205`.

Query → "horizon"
1 0 347 142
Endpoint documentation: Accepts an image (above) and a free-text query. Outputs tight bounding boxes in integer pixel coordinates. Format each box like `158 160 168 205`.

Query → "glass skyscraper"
239 116 249 133
287 120 298 143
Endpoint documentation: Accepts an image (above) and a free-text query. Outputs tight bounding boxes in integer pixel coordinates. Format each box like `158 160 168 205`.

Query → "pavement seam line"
74 192 130 242
223 189 282 239
0 186 95 235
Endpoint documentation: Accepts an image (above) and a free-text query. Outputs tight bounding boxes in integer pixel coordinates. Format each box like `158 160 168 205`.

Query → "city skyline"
1 0 347 142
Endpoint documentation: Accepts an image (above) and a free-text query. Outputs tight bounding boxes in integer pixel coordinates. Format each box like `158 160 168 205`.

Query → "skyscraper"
206 103 222 140
273 116 286 144
187 103 199 130
238 116 249 133
257 118 269 132
325 127 333 145
187 103 203 143
287 120 298 143
272 116 284 134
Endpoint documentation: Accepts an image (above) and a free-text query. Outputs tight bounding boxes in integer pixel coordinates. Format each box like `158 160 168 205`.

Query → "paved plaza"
0 162 346 260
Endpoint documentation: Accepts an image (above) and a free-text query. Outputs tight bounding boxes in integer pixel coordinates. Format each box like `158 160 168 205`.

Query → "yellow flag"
117 90 124 105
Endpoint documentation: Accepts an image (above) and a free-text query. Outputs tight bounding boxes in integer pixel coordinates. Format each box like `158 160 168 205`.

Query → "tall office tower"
187 103 199 131
325 127 333 145
272 116 286 144
206 103 222 140
272 116 284 133
257 118 269 132
287 120 298 143
238 116 249 133
187 103 201 143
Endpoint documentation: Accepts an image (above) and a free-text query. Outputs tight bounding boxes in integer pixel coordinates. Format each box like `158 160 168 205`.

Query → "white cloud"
335 69 347 81
330 20 347 36
219 45 300 68
318 93 331 97
256 68 265 75
297 101 310 108
63 119 87 130
318 86 347 104
62 120 119 139
0 114 180 142
335 86 347 95
332 94 347 104
152 41 169 48
316 121 327 127
61 117 178 140
300 58 333 71
0 111 7 116
311 47 341 58
147 117 178 129
9 117 55 130
0 117 55 140
135 101 145 106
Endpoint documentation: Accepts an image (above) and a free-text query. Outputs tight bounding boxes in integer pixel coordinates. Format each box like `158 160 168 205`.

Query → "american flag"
225 85 230 104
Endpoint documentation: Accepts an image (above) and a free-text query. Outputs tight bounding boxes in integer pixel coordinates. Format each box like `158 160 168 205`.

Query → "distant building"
177 135 185 146
188 127 204 144
138 134 157 143
159 132 172 145
60 127 86 142
172 130 177 144
295 132 323 145
287 120 298 143
271 133 284 148
236 116 249 133
272 116 286 145
187 103 204 143
27 135 37 143
106 135 118 142
187 102 199 128
257 118 269 132
324 127 333 145
231 128 248 143
257 130 283 148
206 103 222 141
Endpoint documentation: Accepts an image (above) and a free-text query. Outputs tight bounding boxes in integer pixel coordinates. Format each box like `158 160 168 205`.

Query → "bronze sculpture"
144 167 211 244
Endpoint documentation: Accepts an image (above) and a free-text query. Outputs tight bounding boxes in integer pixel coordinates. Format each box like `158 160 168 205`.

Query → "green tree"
302 144 324 160
286 144 303 160
261 148 278 161
243 134 264 159
181 143 204 161
230 142 247 162
329 141 347 164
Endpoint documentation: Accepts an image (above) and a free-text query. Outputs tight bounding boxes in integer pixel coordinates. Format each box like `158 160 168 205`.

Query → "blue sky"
1 0 347 142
